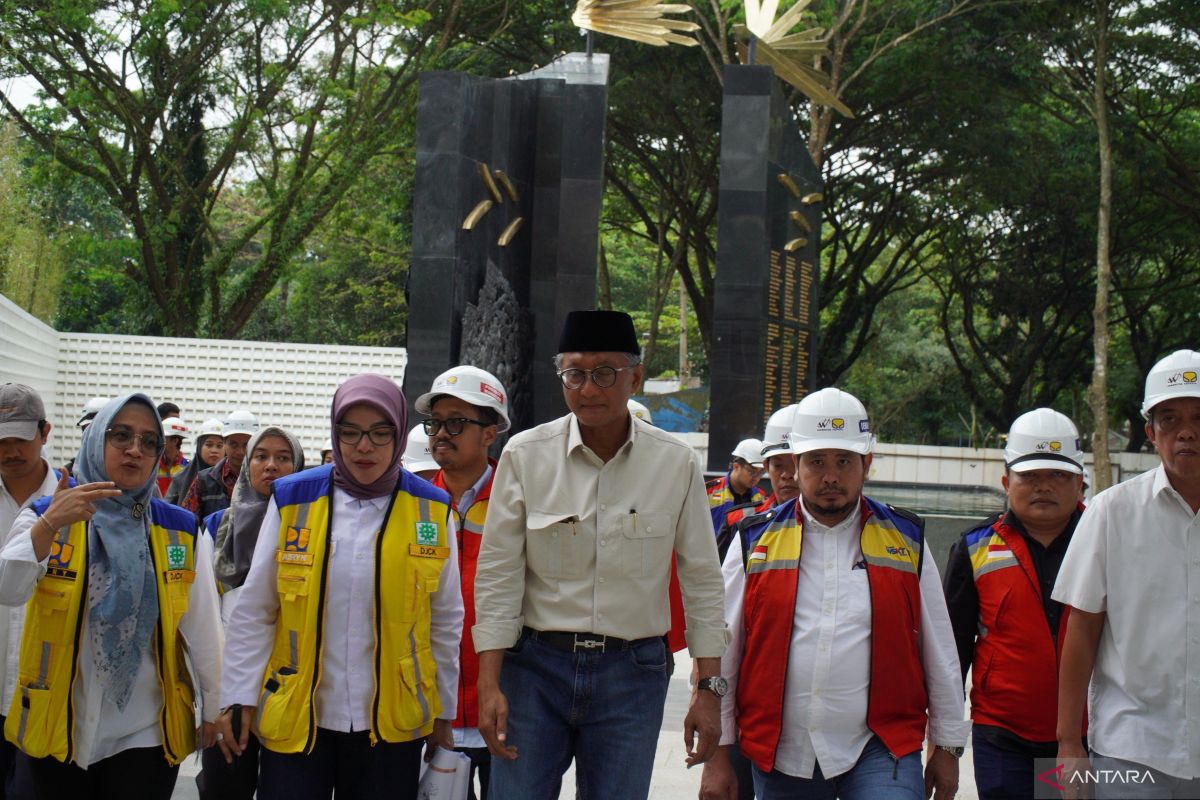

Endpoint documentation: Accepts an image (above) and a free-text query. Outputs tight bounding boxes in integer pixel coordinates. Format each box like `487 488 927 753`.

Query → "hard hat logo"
479 382 505 404
816 417 845 431
1169 370 1199 385
446 376 459 384
858 419 871 433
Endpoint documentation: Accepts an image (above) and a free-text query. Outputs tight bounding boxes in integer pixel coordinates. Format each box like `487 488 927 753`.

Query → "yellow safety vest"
255 467 451 754
4 498 198 766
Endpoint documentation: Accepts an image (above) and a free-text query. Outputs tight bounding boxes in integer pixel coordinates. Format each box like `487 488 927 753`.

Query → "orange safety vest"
736 496 928 771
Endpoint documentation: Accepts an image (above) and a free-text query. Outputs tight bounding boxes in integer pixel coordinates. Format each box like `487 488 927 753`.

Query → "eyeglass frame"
104 426 161 455
335 423 398 447
555 364 642 390
422 417 493 437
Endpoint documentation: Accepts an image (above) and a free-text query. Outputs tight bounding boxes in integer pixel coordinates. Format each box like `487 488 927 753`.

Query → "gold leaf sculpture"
572 0 701 47
738 0 852 117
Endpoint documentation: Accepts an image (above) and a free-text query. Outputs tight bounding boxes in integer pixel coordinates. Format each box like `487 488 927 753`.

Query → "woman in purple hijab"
215 375 464 800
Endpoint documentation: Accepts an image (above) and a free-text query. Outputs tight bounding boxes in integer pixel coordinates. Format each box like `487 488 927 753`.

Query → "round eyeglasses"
556 365 636 390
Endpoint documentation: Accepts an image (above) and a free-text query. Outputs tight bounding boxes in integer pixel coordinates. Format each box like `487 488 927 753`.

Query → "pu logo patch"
859 419 871 432
886 545 910 557
1167 371 1198 385
816 417 846 431
284 526 311 552
1036 440 1063 452
479 382 505 404
48 540 73 568
416 522 439 545
166 544 186 570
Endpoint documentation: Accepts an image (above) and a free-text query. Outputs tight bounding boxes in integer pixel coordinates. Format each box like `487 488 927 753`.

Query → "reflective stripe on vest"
5 498 198 765
707 475 767 533
256 469 451 753
736 496 927 772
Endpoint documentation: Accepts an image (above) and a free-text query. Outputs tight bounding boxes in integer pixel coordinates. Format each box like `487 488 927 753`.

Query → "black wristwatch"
697 676 729 697
936 745 965 758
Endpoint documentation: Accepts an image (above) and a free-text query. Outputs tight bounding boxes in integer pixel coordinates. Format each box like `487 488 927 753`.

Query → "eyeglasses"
336 424 397 446
104 427 160 455
422 417 491 437
556 365 636 390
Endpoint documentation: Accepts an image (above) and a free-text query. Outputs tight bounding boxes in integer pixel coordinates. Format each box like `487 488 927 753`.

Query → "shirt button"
647 526 653 532
600 504 607 511
600 540 607 547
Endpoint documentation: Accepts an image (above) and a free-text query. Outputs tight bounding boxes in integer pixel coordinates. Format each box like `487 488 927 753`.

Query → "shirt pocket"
620 511 672 579
843 566 872 626
526 511 581 579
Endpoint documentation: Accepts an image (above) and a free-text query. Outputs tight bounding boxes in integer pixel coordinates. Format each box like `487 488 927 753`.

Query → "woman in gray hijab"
0 394 222 798
197 426 302 800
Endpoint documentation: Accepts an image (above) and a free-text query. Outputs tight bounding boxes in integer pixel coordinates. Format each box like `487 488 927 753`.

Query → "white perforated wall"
1 295 407 466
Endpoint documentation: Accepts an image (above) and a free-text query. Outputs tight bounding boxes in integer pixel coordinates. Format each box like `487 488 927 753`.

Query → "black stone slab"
708 64 822 471
405 54 610 434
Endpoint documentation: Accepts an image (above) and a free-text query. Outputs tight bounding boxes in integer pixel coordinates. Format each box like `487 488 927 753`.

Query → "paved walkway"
175 652 978 799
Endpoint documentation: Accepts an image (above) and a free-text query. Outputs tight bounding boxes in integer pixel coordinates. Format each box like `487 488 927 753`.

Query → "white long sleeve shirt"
0 510 223 769
221 487 463 730
0 458 61 712
719 498 968 778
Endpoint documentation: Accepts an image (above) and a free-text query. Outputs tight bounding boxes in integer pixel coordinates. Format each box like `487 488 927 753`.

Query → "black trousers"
0 717 34 800
258 728 422 800
458 746 491 800
197 733 260 800
27 746 178 800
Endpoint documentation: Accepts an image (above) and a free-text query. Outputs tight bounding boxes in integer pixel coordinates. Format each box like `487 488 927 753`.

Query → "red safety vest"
965 511 1085 742
433 461 496 730
737 496 928 771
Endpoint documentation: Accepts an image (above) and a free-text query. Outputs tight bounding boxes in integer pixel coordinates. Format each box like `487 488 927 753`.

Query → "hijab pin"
132 502 145 520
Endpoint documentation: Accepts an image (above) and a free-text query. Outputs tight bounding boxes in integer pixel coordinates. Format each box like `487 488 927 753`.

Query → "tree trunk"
1087 0 1114 492
597 241 612 310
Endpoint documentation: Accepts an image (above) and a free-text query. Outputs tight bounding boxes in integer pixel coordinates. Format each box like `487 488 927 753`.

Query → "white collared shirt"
1053 465 1200 778
0 509 222 768
0 458 60 712
473 414 728 656
221 486 463 730
719 497 968 778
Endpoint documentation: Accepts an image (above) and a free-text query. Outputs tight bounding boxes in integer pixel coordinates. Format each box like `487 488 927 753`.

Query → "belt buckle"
573 634 606 652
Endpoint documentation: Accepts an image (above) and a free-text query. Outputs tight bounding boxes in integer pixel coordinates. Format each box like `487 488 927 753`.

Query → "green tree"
0 0 467 337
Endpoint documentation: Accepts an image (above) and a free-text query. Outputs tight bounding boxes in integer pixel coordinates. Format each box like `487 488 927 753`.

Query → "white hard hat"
223 409 259 437
402 425 438 473
414 365 511 433
77 396 109 429
1005 408 1084 474
196 419 223 440
320 438 333 453
162 418 189 439
731 438 765 468
761 404 799 458
788 388 874 455
628 399 653 424
1142 349 1200 418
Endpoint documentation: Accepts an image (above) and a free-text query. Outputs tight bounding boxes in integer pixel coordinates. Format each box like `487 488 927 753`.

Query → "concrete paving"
174 651 979 799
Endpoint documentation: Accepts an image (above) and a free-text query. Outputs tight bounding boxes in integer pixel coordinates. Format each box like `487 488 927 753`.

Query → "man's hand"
699 745 738 800
1056 740 1092 800
924 746 959 799
424 719 454 760
477 681 518 761
684 689 721 767
215 706 253 764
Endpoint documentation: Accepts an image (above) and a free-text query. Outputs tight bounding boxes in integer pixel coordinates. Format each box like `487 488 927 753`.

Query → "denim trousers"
487 632 670 800
972 726 1038 800
751 736 924 800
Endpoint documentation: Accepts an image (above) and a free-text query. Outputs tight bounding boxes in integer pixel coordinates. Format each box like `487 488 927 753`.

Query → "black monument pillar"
405 54 609 433
708 64 822 471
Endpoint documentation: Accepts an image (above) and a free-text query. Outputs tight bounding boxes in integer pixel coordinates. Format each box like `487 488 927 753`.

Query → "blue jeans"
487 632 670 800
972 726 1038 799
751 736 924 799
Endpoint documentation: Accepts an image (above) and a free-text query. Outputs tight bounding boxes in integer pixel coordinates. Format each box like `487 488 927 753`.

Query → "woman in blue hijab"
0 394 223 799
